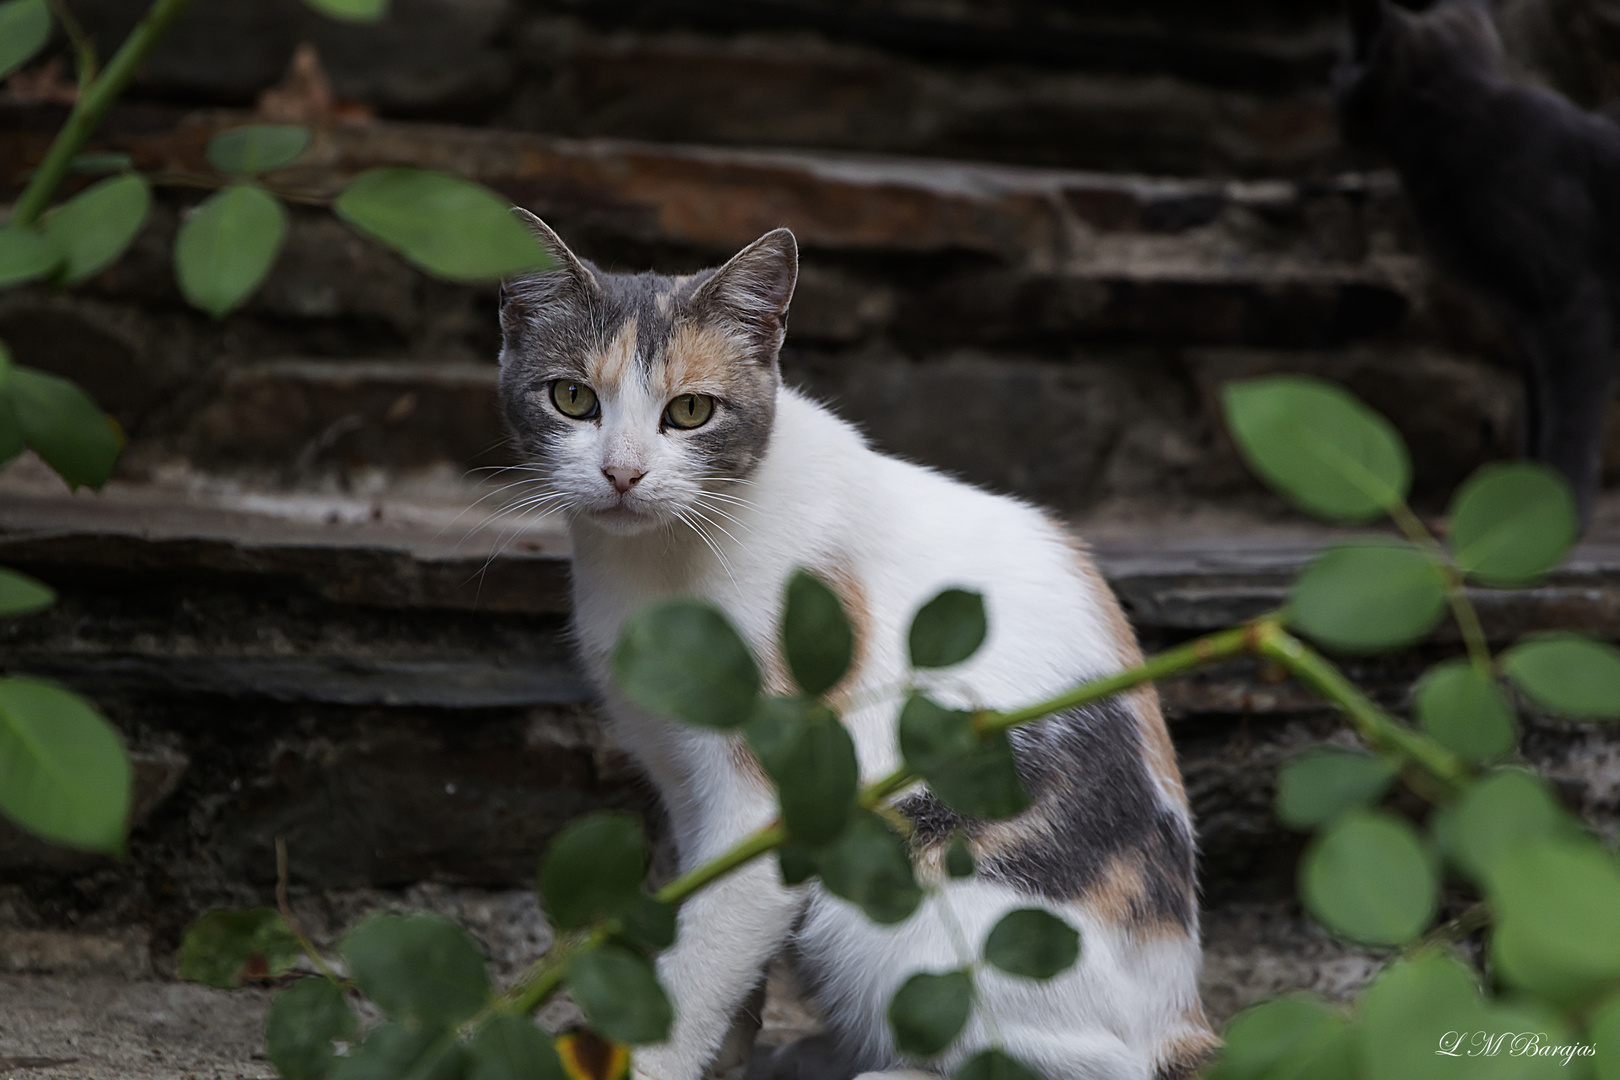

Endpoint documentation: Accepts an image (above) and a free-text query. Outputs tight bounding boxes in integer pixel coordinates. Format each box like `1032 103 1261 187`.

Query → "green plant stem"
273 838 347 985
1409 901 1491 955
1386 499 1493 674
503 925 607 1017
1256 624 1471 793
9 0 198 227
982 623 1260 733
46 0 99 86
654 823 787 906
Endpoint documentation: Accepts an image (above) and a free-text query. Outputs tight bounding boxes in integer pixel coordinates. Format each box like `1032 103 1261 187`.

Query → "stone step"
0 104 1407 264
63 0 1347 176
3 474 1618 901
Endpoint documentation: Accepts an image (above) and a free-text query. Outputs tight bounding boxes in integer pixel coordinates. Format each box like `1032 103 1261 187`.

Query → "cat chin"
580 503 668 537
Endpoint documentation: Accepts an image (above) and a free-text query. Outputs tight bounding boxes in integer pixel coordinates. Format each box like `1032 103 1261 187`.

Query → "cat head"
496 213 798 537
1336 0 1506 144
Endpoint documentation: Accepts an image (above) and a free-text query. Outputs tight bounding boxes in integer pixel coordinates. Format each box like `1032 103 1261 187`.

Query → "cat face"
497 214 798 537
1337 0 1506 143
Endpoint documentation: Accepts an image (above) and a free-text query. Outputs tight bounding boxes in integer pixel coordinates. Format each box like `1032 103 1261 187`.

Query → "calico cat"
496 214 1216 1080
1337 0 1620 525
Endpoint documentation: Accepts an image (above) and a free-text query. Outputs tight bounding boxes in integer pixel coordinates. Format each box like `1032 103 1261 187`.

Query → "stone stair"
3 0 1620 1067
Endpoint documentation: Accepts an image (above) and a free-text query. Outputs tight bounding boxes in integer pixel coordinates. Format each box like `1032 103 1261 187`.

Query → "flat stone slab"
0 974 271 1080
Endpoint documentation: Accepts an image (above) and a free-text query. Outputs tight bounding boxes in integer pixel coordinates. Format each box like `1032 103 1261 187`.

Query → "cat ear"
1349 0 1392 54
691 228 799 347
501 210 601 340
510 208 600 295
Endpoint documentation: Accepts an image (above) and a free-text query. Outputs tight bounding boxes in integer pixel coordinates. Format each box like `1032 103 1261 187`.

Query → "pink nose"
603 466 645 494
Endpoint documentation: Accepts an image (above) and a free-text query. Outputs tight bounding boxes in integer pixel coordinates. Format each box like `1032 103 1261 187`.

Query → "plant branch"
274 837 347 984
1256 624 1471 793
500 619 1469 1020
654 823 787 906
1386 499 1493 674
46 0 98 87
9 0 199 227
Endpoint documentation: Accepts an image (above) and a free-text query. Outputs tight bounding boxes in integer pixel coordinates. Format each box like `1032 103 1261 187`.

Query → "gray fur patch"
899 696 1196 932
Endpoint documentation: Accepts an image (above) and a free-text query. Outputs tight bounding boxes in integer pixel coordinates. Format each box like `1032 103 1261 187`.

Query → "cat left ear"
692 228 799 347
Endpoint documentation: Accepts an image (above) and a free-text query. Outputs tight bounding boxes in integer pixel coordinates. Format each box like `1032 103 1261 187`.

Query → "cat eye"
664 394 715 430
551 380 599 420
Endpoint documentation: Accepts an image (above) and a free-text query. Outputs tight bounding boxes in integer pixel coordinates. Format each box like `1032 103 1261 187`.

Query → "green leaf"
0 676 130 853
777 843 818 886
0 567 55 617
745 697 858 846
42 173 151 285
0 225 63 288
983 908 1080 980
178 908 301 989
206 126 311 174
468 1016 567 1080
1300 810 1436 946
952 1050 1041 1080
1502 633 1620 720
614 893 676 952
9 366 121 489
1413 660 1517 762
266 977 357 1080
538 813 648 931
1356 953 1481 1080
174 184 288 317
909 589 987 668
897 694 1027 820
781 570 853 697
1591 992 1620 1080
301 0 387 22
888 970 973 1057
1486 838 1620 1004
335 168 552 282
0 0 51 81
338 912 490 1029
817 810 923 925
1288 541 1445 653
611 600 760 729
1430 769 1574 884
1206 996 1351 1080
1449 462 1578 585
333 1023 465 1080
1223 376 1410 523
1274 748 1397 830
565 944 673 1046
69 153 135 175
0 345 18 464
945 835 975 879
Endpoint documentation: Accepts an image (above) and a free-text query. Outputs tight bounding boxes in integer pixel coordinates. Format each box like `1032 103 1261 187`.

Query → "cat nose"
603 466 645 493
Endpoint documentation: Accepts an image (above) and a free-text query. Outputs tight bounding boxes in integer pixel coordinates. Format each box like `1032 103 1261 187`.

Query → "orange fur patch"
1152 1020 1221 1080
815 560 871 708
731 737 771 789
1060 526 1187 806
588 316 639 394
1079 853 1188 941
664 320 746 393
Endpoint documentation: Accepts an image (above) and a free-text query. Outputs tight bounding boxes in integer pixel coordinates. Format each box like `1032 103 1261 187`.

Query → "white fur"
564 388 1204 1080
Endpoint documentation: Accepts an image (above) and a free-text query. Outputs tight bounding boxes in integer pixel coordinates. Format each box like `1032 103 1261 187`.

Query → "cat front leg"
633 757 802 1080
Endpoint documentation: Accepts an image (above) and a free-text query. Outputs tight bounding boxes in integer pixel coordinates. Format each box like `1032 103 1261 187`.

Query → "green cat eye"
665 394 715 430
551 380 599 420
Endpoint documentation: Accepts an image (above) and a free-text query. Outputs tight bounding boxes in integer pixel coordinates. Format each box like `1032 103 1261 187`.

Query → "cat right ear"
503 209 601 318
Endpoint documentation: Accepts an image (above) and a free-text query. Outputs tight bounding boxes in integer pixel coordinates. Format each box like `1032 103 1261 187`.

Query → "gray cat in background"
1337 0 1620 524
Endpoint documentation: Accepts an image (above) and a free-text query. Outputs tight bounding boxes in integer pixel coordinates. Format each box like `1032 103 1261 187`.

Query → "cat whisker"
674 507 740 591
440 477 554 546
